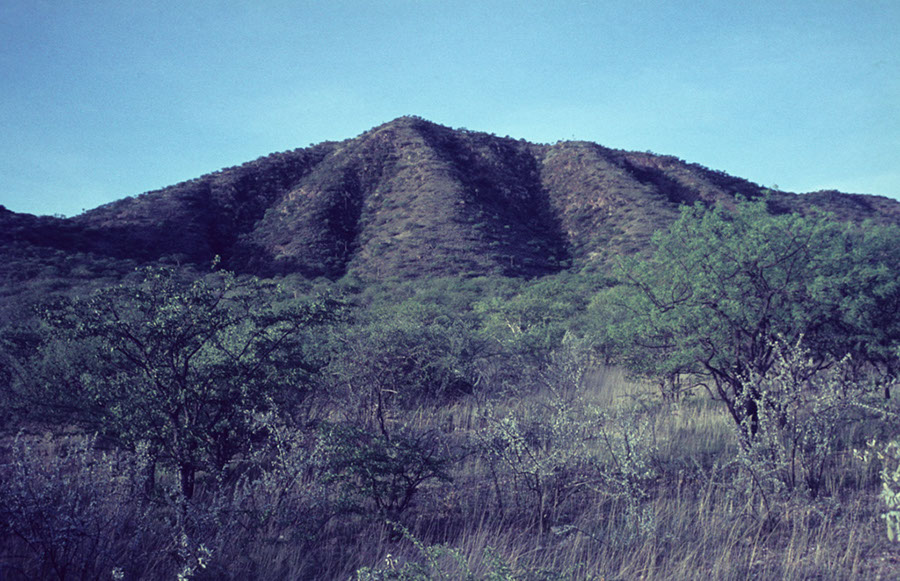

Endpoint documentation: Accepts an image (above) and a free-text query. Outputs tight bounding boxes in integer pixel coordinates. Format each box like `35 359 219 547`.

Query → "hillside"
5 116 900 282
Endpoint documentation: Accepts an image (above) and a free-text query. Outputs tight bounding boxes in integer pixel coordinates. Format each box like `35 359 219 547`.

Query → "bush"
353 524 570 581
733 339 882 509
21 265 339 499
477 378 658 537
0 434 174 580
603 198 900 433
318 423 453 521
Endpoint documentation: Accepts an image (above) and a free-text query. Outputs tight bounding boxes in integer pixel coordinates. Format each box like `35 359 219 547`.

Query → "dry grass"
3 367 900 580
349 368 900 580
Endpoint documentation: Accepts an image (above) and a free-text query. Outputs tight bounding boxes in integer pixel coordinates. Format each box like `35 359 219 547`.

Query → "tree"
601 198 900 434
30 265 339 498
327 296 484 435
473 271 613 394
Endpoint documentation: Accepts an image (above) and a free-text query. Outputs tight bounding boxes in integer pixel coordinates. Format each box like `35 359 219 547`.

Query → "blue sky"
1 0 898 217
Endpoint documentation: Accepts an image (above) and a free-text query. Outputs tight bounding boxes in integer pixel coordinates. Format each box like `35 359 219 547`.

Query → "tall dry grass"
351 367 899 580
2 366 899 580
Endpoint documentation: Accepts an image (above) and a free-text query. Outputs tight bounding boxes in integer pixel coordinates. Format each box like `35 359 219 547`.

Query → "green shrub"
318 423 453 521
22 265 339 499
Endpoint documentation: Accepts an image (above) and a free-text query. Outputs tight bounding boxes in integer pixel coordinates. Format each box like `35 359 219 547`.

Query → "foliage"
0 434 178 580
733 340 880 511
473 273 613 396
318 423 453 521
474 273 594 356
601 198 900 431
1 353 896 579
353 523 572 581
325 285 491 437
874 440 900 542
24 265 340 498
477 365 658 536
478 395 594 533
809 222 900 385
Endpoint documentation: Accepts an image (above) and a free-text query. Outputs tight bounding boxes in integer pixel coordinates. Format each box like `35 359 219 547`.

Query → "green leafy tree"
809 224 900 396
601 199 900 434
473 271 613 394
327 294 486 435
30 265 339 498
475 273 594 358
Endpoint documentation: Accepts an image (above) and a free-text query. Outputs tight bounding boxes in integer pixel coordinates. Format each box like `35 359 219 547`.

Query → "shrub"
604 198 900 433
23 265 339 499
353 524 570 581
733 339 882 510
477 378 658 537
318 423 453 521
0 434 174 580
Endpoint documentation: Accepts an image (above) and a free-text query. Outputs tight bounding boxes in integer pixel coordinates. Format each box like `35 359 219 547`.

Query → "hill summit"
6 116 900 281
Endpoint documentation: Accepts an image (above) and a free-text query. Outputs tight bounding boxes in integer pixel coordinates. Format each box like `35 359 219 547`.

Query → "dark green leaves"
32 265 341 497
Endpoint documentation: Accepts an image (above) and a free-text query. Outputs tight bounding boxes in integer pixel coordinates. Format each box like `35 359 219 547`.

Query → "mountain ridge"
5 116 900 281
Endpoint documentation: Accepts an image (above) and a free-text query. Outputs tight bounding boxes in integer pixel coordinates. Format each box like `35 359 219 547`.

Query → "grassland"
3 362 898 580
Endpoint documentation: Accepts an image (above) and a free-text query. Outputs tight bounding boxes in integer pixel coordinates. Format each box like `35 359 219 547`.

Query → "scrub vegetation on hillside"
6 117 900 286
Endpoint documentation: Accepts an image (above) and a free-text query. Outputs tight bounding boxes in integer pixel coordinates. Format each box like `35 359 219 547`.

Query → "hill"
4 116 900 283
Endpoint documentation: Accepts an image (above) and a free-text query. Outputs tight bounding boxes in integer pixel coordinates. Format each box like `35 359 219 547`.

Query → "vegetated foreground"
3 199 900 579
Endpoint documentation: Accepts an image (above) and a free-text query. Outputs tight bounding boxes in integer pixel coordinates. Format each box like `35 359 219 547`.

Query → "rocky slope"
5 116 900 281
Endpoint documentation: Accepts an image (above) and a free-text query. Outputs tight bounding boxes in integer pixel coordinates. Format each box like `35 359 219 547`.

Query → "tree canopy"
30 265 340 498
600 199 900 431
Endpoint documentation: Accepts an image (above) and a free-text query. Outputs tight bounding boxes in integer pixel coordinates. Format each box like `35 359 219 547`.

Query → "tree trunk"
180 463 195 500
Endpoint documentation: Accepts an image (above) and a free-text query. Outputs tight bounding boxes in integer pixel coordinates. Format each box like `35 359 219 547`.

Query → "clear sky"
1 0 898 217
